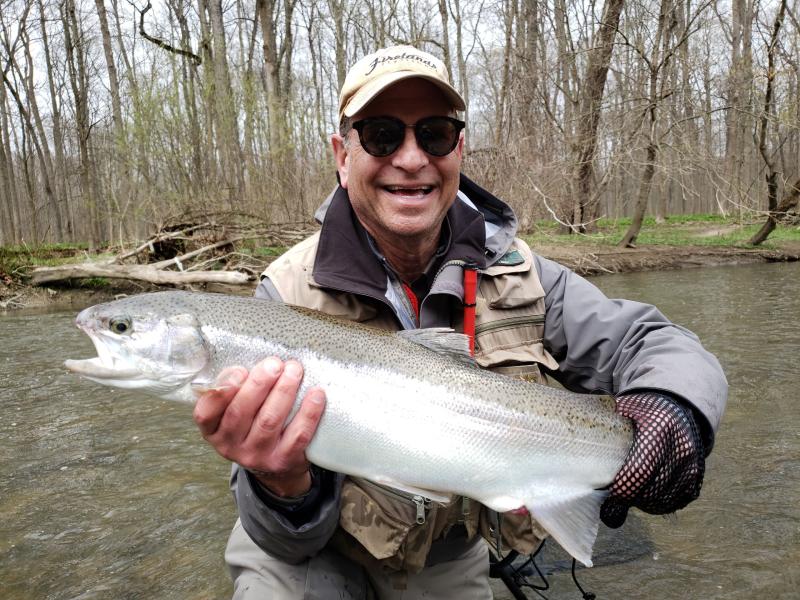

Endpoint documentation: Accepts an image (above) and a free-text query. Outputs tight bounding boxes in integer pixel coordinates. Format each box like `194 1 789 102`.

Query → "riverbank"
3 238 798 311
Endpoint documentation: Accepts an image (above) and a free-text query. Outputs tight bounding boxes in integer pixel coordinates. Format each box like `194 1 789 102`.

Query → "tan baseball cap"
338 45 466 121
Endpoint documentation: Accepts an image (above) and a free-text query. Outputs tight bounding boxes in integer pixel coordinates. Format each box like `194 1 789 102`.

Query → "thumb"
600 496 629 529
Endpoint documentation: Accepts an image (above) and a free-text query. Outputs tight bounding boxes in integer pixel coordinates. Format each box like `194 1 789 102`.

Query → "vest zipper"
413 495 431 525
428 259 471 291
474 314 545 336
358 479 433 525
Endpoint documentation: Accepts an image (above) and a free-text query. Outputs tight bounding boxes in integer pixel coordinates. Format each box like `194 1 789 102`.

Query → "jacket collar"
312 174 517 327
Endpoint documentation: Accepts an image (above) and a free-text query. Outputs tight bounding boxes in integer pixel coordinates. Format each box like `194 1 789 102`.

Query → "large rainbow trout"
65 291 633 566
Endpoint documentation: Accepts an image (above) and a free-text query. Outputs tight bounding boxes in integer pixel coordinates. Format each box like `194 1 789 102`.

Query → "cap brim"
341 71 466 119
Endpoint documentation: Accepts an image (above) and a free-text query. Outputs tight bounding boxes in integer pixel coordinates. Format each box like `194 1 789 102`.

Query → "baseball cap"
338 45 466 121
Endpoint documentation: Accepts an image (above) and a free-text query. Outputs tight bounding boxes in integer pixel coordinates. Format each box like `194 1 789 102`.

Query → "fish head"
64 301 210 401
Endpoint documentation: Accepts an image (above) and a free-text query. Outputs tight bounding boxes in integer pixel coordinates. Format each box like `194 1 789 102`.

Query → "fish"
64 290 633 566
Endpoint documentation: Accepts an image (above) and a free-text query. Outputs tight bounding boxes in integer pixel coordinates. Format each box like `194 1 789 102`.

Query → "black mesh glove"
600 391 705 529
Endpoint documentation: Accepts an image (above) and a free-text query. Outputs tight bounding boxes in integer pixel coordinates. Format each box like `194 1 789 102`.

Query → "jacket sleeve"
534 255 727 448
229 464 344 563
223 277 344 562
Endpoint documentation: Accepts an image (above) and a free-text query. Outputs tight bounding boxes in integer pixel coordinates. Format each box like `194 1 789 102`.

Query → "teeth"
386 186 433 194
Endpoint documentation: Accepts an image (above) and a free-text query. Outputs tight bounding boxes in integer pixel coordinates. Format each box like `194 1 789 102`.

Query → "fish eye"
109 317 132 335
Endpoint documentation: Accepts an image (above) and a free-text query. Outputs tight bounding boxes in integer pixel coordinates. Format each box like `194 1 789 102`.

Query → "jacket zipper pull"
413 495 430 524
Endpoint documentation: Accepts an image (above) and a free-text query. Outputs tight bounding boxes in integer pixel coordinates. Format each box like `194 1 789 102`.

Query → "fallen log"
29 263 251 286
29 234 254 287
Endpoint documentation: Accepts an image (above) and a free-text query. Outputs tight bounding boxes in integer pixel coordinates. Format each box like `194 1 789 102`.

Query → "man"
193 45 727 598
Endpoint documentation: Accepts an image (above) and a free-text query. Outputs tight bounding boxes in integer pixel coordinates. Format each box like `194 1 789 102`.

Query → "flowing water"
1 262 798 599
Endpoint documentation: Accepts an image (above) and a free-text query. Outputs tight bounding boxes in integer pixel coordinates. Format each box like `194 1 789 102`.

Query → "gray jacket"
230 174 727 564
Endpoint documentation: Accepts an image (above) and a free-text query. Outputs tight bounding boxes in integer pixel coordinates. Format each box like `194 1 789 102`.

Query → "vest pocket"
338 478 428 561
474 313 558 373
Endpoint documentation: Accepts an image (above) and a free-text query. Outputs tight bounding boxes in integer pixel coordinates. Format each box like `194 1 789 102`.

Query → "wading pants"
224 519 492 599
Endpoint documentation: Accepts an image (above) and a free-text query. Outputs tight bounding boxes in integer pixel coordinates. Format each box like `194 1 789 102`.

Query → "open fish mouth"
64 327 141 379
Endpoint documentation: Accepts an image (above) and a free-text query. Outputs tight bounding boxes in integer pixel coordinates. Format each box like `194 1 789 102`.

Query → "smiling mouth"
384 185 434 197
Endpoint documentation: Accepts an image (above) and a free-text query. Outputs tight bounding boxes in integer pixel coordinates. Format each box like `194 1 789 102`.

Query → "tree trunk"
20 25 62 241
0 81 21 244
724 0 755 210
259 0 284 155
571 0 626 232
437 0 453 82
619 143 657 247
39 0 72 241
205 0 244 203
63 0 102 246
451 0 471 127
620 0 672 246
748 178 800 246
94 0 123 131
328 0 347 94
494 0 516 147
748 0 789 246
95 0 130 243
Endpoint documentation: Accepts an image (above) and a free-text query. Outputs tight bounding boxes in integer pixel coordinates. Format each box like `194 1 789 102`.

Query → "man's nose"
390 127 429 172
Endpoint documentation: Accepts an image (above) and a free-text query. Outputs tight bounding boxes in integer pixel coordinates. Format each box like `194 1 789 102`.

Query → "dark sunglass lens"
360 118 404 156
417 118 459 156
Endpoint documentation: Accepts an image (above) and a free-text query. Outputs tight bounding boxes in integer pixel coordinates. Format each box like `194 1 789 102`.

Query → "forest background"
1 0 799 251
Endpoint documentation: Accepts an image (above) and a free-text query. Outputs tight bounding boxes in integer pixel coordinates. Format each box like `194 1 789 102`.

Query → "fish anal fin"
526 488 609 568
483 495 526 513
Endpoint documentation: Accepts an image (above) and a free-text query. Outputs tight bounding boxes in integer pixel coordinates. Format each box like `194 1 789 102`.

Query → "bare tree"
619 0 707 247
749 0 797 245
570 0 626 232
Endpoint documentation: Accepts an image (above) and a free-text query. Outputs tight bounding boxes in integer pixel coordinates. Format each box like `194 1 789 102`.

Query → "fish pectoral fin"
526 488 609 568
370 476 453 504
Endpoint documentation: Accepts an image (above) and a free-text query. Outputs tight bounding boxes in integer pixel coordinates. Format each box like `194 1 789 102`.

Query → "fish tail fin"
526 489 609 567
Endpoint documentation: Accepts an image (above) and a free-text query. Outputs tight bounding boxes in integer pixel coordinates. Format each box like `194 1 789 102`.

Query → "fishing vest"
263 235 559 577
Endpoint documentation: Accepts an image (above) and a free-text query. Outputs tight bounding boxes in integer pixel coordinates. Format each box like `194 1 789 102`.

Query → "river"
1 262 798 599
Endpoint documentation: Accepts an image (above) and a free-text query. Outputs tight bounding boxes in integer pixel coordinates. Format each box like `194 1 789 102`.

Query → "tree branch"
137 1 201 65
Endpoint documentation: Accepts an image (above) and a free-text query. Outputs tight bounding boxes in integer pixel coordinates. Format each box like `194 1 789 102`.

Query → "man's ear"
455 130 465 159
331 134 350 189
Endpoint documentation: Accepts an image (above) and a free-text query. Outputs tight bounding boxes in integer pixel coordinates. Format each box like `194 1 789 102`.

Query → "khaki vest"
264 236 558 575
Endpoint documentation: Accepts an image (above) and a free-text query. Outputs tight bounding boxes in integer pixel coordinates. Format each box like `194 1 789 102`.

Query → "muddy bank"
532 241 800 276
2 242 799 312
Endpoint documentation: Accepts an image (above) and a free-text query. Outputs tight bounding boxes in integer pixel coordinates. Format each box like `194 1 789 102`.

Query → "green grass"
0 243 114 281
236 239 289 258
0 238 289 284
524 214 800 249
250 245 289 257
79 277 112 288
3 217 798 285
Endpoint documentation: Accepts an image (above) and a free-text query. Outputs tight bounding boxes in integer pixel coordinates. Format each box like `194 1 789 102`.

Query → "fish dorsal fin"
396 328 476 366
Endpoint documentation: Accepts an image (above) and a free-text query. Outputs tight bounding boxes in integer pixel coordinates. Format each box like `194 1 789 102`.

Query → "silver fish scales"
65 291 633 566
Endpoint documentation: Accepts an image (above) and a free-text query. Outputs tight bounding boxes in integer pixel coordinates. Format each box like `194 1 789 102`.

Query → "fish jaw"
65 306 211 400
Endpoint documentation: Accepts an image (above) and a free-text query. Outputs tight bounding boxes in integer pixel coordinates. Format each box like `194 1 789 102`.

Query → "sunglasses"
351 116 465 157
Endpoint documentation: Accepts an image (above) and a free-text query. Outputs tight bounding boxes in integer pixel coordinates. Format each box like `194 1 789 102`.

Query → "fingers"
216 357 287 442
192 357 325 488
244 360 303 446
600 496 629 529
271 387 326 460
193 366 248 437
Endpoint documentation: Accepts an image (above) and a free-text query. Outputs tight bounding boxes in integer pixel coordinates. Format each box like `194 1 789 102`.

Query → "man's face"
331 79 464 243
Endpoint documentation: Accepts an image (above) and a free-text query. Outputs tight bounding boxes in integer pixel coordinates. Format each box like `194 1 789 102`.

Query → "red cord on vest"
462 262 478 356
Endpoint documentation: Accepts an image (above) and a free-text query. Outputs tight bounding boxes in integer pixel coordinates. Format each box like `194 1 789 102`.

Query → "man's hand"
600 391 705 529
193 357 326 498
